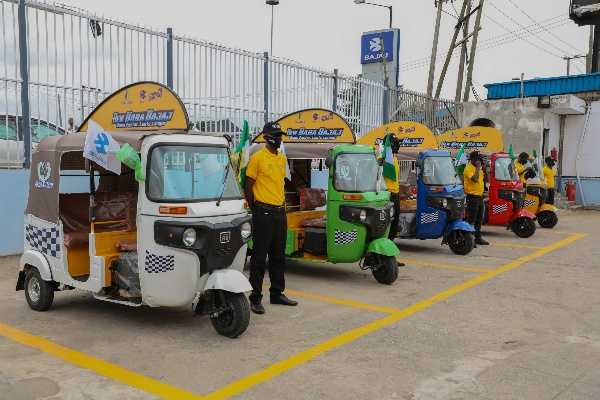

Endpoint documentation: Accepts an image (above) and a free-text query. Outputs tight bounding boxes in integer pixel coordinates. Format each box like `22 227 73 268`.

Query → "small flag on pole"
280 141 292 181
83 120 121 175
236 120 251 187
508 143 515 160
454 143 467 175
382 134 397 181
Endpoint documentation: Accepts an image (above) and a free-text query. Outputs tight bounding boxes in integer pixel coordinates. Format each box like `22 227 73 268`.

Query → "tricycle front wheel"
210 292 250 338
447 230 474 255
511 217 536 238
24 268 54 312
371 255 399 285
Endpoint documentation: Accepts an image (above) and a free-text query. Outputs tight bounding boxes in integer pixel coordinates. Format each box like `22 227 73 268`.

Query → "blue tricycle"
396 149 475 255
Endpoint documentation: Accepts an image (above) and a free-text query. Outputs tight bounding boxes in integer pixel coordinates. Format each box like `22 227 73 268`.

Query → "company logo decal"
369 37 383 52
440 140 489 149
220 231 231 244
286 127 345 141
35 161 54 189
112 109 175 128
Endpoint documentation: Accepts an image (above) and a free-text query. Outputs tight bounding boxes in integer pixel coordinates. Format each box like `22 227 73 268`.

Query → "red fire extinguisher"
566 181 576 202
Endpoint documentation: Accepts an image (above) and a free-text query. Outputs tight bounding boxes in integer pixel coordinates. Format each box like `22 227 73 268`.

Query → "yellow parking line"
285 289 400 314
203 233 586 400
0 323 203 400
400 258 489 273
491 242 543 250
0 233 585 400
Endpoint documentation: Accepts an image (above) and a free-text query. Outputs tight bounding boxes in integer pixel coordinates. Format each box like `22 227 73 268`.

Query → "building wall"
461 98 546 155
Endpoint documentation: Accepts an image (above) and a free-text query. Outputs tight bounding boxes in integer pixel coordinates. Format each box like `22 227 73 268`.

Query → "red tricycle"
484 152 537 238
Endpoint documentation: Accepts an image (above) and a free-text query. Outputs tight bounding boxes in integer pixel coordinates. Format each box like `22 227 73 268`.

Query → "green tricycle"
251 109 400 284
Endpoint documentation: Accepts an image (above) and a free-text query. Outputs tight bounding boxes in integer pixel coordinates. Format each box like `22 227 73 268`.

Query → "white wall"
563 101 600 178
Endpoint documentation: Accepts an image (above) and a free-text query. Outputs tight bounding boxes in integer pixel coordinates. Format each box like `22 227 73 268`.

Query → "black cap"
262 122 285 137
469 150 481 160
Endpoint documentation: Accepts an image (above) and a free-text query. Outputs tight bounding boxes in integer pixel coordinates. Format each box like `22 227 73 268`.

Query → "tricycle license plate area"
153 215 250 274
425 196 465 220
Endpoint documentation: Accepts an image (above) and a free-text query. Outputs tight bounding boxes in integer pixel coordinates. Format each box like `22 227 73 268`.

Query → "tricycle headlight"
359 209 367 222
441 198 448 208
389 207 394 218
182 228 196 247
241 222 252 240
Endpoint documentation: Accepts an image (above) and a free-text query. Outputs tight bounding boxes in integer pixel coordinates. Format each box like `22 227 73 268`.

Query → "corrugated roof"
484 72 600 100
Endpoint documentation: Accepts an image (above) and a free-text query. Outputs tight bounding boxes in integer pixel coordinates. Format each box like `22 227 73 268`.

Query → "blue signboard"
360 30 395 64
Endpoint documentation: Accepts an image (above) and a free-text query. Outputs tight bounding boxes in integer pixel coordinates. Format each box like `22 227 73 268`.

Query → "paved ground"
0 210 599 400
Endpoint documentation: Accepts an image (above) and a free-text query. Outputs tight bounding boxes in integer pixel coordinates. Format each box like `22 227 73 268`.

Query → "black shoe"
475 237 489 246
250 301 265 314
270 294 298 306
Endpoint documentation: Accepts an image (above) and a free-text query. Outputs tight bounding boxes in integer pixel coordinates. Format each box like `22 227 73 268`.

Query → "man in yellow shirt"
463 151 489 246
245 122 297 314
384 134 401 240
515 152 535 185
543 156 556 204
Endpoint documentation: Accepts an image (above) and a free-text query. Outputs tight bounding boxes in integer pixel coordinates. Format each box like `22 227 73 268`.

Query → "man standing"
463 151 489 246
543 156 556 205
245 122 297 315
384 134 401 240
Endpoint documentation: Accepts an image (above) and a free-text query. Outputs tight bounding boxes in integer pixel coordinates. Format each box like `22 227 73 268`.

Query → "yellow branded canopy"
357 121 438 151
437 126 504 154
253 108 355 144
78 81 189 133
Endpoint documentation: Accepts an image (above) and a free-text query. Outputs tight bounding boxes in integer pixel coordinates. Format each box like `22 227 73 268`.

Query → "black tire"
537 211 558 229
210 292 250 338
511 217 536 238
371 255 399 285
448 230 474 256
24 268 54 312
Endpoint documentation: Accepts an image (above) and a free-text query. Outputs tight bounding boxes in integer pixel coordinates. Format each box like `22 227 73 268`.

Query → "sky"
45 0 592 99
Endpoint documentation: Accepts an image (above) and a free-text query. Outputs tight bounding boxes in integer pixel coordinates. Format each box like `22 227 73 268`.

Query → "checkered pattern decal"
492 204 509 214
144 250 175 273
25 224 61 258
420 212 440 224
334 229 358 245
524 199 536 207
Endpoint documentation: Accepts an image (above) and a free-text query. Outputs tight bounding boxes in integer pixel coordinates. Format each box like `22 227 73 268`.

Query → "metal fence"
389 87 462 134
1 0 456 168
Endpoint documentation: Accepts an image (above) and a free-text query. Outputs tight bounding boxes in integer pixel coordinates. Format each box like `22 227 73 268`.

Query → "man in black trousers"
244 122 298 315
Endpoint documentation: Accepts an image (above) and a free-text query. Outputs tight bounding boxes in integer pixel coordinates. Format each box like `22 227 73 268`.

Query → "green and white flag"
236 120 251 187
454 143 467 175
508 143 516 160
382 134 397 181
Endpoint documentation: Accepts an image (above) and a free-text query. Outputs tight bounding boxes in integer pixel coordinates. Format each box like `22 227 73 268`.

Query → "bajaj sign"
361 31 395 64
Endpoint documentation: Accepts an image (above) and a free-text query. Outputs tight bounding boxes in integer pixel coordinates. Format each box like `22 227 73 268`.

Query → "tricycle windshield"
494 157 517 181
334 152 383 193
147 145 242 202
422 156 458 186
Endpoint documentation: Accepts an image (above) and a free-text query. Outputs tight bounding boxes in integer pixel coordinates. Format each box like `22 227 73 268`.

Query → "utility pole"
587 26 594 73
435 0 469 99
563 55 586 76
593 25 600 73
455 0 472 102
463 0 484 102
427 0 445 98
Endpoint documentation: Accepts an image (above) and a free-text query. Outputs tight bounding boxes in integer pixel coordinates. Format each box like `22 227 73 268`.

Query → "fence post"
166 28 174 89
263 52 269 124
382 87 390 124
332 68 339 112
18 0 31 169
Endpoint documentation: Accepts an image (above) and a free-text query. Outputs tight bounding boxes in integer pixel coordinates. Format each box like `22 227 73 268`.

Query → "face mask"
266 136 281 149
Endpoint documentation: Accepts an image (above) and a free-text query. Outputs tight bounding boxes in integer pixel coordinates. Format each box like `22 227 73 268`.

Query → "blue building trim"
485 73 600 100
0 169 29 256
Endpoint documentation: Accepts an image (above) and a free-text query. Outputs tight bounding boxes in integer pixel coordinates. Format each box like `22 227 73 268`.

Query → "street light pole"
354 0 393 29
563 54 587 76
266 0 279 55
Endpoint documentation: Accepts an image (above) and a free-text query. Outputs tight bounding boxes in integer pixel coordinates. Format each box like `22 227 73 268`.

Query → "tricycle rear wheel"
371 255 399 285
537 210 558 228
511 217 536 238
210 292 250 338
448 230 474 255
